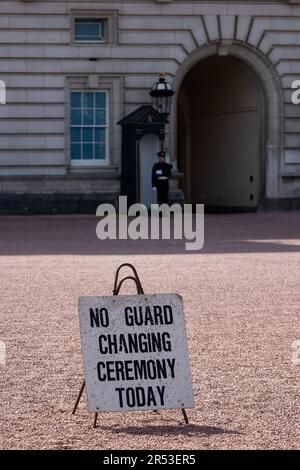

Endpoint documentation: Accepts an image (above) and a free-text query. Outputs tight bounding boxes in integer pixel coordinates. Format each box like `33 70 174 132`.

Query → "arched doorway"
177 55 263 210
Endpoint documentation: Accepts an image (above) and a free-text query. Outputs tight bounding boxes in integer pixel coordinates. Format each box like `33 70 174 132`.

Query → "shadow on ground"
0 213 299 255
101 423 241 436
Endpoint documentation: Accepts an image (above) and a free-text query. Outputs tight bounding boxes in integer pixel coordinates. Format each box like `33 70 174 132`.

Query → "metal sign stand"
72 263 189 428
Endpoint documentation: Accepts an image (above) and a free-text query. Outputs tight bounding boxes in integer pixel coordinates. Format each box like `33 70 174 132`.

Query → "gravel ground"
0 212 299 450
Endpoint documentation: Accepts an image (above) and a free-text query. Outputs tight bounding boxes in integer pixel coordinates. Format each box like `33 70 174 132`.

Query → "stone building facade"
0 0 300 212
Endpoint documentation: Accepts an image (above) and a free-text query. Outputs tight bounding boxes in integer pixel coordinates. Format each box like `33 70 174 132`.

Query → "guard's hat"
157 151 166 158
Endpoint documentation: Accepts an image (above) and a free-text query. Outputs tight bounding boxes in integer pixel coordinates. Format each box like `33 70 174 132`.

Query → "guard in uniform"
152 151 172 204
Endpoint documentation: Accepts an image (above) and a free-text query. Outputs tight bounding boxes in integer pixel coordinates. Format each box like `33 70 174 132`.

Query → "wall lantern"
149 72 174 118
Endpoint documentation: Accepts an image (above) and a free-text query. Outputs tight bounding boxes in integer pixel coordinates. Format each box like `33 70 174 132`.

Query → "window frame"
71 10 118 46
74 18 106 44
70 90 110 167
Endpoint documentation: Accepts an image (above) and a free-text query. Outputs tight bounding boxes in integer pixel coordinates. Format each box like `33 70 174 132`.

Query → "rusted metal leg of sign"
72 380 85 415
181 408 189 424
93 412 99 428
72 377 100 427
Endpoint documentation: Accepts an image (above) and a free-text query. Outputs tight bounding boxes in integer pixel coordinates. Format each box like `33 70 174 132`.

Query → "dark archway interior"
177 55 262 210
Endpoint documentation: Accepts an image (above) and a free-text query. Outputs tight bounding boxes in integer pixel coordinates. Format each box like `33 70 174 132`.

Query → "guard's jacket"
152 162 172 204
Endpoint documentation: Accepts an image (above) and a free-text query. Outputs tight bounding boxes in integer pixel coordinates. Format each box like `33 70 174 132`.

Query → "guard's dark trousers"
156 180 169 205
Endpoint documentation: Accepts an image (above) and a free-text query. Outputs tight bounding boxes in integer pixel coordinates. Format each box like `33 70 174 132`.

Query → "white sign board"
78 293 194 412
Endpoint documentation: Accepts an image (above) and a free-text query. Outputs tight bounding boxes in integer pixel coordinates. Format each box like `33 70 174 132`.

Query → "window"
74 18 105 42
70 91 108 165
71 11 117 45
